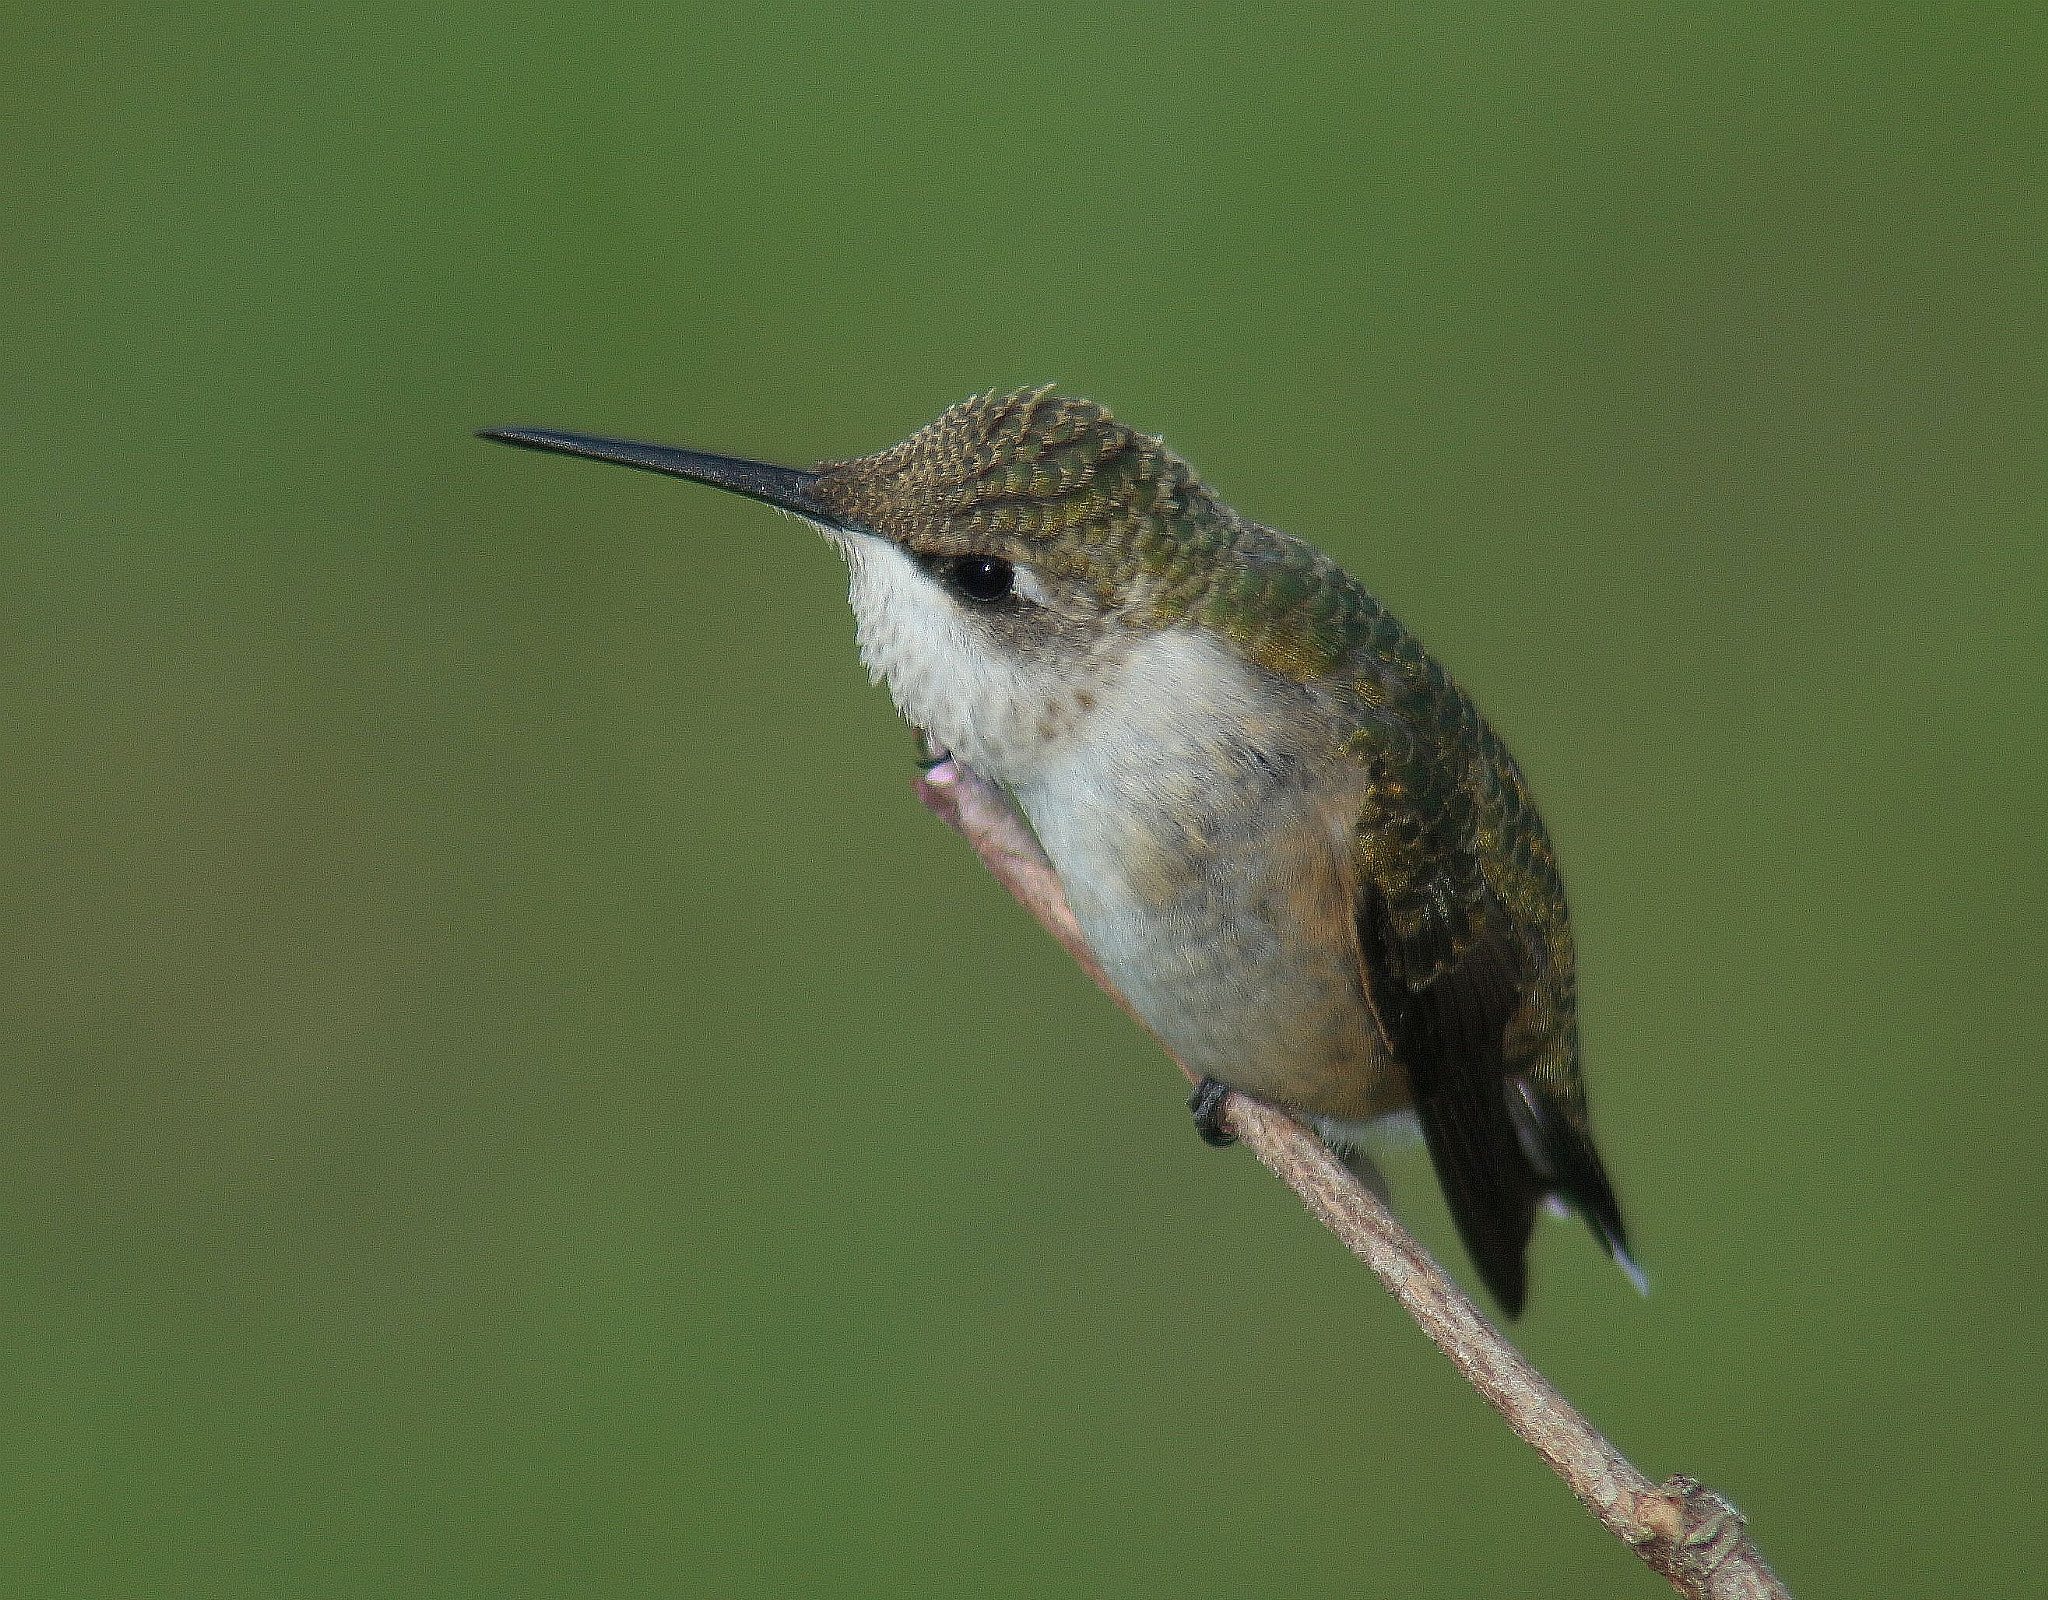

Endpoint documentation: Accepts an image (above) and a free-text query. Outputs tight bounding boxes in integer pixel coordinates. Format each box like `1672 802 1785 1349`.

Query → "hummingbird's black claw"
913 728 952 771
1188 1077 1237 1147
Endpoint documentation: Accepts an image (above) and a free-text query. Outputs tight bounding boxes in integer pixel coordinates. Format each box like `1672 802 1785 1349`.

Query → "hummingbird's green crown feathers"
814 386 1219 558
814 387 1385 681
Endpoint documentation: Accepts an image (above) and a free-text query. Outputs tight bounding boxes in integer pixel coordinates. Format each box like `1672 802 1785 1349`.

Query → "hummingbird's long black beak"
477 426 841 526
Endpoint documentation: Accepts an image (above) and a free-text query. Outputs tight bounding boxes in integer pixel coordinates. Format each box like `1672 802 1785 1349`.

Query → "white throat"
828 531 1074 782
823 528 1280 803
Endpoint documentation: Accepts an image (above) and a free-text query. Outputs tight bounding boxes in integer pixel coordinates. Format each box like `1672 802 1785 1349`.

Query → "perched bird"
481 388 1638 1315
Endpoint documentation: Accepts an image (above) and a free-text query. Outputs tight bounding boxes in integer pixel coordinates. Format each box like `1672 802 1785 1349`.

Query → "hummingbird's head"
808 385 1227 599
481 388 1366 781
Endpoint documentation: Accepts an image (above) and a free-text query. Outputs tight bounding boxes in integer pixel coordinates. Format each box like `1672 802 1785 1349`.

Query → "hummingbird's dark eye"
947 555 1016 602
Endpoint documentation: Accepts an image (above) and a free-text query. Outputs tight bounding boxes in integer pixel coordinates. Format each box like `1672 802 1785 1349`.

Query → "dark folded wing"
1350 739 1551 1316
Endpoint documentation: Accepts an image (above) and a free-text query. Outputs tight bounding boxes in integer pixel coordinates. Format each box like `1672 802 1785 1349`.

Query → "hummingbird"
480 387 1638 1315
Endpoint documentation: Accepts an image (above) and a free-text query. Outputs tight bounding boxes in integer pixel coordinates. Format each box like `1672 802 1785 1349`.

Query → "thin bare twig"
916 750 1789 1600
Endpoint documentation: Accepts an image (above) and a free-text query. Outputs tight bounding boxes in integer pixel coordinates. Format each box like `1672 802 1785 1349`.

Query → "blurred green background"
4 3 2042 1594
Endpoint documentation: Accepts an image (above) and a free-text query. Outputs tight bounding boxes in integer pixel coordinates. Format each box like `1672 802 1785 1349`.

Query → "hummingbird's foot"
1188 1077 1237 1148
913 728 953 772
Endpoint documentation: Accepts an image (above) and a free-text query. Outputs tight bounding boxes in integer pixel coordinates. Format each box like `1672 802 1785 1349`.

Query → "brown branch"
915 746 1789 1600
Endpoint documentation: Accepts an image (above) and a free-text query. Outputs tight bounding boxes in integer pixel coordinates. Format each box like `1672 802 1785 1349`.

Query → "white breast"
1011 630 1378 1095
827 527 1389 1116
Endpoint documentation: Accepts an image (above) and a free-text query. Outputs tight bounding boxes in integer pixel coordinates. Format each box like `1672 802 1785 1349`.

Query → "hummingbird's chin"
829 531 1068 785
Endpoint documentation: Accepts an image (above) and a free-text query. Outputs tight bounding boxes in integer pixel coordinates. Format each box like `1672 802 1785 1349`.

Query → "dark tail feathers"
1416 1074 1638 1317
